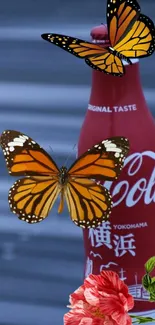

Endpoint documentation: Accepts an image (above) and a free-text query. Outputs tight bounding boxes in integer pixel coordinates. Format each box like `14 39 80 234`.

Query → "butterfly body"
86 44 132 65
41 0 155 76
59 166 68 186
1 130 129 228
105 46 132 64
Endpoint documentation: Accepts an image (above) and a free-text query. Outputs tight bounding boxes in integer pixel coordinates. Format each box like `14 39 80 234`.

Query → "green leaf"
149 282 155 293
149 284 155 301
131 315 155 323
145 256 155 273
151 276 155 283
142 274 152 289
150 296 155 302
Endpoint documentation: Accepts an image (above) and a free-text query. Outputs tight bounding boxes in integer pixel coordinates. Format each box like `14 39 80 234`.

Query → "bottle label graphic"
88 103 137 113
104 151 155 208
83 150 155 311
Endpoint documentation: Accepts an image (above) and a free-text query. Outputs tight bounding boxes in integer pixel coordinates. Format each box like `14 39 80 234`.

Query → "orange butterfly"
41 0 155 76
0 130 129 228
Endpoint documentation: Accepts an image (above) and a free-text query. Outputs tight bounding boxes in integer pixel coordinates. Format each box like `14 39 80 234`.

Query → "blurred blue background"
0 0 155 324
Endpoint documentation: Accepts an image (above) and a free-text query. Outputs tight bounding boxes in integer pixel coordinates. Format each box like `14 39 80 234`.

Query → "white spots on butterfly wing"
102 140 123 154
115 152 120 158
8 141 24 147
14 136 26 142
21 135 29 140
102 140 109 144
7 134 28 152
9 146 15 152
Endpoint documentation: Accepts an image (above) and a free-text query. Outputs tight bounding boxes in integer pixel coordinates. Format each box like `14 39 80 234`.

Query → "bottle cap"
90 24 110 46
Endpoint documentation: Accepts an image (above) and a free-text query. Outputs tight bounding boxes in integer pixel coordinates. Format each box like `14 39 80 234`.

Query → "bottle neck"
79 60 155 148
88 61 147 110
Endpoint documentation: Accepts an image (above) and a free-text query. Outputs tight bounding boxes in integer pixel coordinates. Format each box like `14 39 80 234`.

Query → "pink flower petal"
84 288 100 306
64 311 83 325
69 285 85 305
104 315 117 325
84 274 103 289
100 271 128 294
65 271 134 325
118 293 134 311
79 318 93 325
99 296 123 315
111 310 130 325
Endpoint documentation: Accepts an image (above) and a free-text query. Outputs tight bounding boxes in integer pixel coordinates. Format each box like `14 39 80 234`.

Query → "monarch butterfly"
0 130 129 228
41 0 155 76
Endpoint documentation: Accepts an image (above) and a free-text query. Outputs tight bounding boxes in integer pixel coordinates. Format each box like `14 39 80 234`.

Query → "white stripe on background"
0 26 92 41
0 82 154 109
0 112 83 128
0 302 67 325
0 83 90 108
0 215 82 238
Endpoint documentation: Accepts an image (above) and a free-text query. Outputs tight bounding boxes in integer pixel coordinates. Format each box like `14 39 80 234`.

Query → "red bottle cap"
90 24 110 46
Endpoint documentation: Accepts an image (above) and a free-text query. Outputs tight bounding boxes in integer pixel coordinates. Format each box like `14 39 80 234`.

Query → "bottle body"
78 62 155 313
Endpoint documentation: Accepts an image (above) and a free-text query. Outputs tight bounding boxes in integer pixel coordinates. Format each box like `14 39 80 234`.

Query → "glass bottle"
78 24 155 317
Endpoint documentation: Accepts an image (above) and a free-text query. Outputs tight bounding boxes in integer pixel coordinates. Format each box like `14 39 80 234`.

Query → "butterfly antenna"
49 145 57 161
64 144 77 167
49 145 54 153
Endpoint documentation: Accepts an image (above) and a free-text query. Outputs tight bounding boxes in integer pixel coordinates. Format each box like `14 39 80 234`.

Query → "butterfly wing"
42 33 124 75
41 33 108 58
0 130 59 176
64 178 112 228
65 136 129 228
0 130 61 223
114 14 155 58
68 137 129 181
85 52 124 76
107 0 141 47
9 176 61 223
87 0 140 76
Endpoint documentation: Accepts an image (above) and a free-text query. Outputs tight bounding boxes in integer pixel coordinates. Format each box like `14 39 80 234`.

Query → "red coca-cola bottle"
78 25 155 315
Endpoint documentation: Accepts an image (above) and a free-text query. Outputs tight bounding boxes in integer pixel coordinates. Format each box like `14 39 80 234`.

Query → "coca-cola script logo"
103 151 155 207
